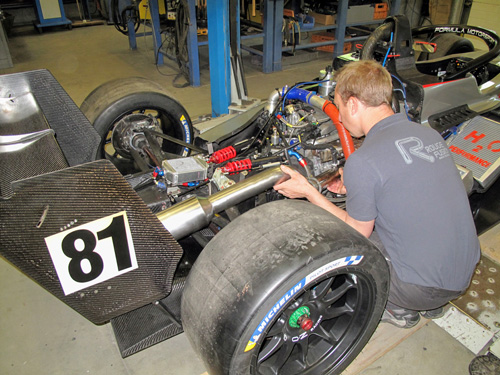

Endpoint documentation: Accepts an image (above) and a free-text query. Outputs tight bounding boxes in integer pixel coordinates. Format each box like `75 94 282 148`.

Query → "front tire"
80 78 193 174
181 200 389 375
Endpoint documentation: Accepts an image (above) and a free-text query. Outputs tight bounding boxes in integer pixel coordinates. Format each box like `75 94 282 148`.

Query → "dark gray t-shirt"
344 113 480 291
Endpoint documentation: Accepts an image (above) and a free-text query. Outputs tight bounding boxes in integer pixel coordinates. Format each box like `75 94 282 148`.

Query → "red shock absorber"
208 146 237 164
221 159 253 173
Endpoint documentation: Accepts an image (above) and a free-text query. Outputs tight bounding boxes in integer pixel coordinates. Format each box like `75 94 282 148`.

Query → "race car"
1 15 499 375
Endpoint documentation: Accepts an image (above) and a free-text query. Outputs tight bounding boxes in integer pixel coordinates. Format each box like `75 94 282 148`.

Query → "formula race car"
1 15 500 375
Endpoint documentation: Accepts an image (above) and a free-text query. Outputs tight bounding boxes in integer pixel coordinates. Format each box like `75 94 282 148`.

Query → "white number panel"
45 211 138 296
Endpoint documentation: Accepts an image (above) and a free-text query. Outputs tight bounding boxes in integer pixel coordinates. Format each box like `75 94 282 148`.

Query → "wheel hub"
298 316 314 331
289 306 313 330
111 114 158 157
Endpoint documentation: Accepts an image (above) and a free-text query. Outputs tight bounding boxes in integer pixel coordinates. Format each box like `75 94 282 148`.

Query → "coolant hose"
322 101 355 158
284 87 355 159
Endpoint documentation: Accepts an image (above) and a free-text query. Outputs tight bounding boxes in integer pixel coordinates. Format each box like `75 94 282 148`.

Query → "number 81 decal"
45 211 138 296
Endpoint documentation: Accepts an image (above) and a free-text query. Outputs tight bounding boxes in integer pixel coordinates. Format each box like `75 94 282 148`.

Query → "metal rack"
183 0 401 81
125 0 164 65
127 1 400 84
241 0 401 73
127 0 401 116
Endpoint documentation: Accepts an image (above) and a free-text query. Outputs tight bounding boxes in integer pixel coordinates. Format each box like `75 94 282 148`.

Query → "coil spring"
209 146 237 164
222 159 253 173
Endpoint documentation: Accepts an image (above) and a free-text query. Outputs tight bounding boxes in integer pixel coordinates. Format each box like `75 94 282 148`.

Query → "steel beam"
334 0 349 58
149 0 163 65
207 0 231 116
187 0 200 86
262 0 284 73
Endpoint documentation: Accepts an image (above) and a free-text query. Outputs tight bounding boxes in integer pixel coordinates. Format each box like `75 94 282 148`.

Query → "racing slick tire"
80 77 193 172
429 33 474 58
181 200 389 375
418 33 474 61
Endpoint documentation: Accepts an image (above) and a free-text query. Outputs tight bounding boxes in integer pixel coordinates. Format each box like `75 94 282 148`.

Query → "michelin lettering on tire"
179 115 191 156
244 255 364 352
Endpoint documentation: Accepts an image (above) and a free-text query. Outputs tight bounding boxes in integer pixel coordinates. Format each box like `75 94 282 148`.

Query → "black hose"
174 0 191 87
242 87 292 155
360 21 393 60
111 0 140 35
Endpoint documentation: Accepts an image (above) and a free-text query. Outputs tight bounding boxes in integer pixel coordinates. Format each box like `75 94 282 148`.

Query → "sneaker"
381 307 420 328
420 307 445 319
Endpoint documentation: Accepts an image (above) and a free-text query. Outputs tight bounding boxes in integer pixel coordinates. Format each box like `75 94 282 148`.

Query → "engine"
115 68 361 246
274 102 344 177
129 74 353 222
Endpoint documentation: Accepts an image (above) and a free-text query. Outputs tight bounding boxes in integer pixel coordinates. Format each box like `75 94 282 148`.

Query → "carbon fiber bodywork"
0 71 183 325
0 70 101 167
0 160 183 324
111 275 186 357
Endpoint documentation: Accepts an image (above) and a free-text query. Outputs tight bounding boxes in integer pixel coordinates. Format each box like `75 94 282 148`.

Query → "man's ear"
348 96 359 116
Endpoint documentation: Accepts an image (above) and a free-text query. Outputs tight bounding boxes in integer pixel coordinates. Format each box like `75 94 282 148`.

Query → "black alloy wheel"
255 271 376 374
182 200 389 375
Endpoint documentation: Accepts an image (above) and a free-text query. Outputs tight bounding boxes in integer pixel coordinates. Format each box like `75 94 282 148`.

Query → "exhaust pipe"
157 166 286 240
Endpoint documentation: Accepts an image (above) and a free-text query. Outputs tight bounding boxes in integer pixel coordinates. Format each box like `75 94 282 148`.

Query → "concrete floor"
0 23 497 375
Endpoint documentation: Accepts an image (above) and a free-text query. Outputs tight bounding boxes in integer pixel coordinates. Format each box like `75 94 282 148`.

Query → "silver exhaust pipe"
157 166 286 239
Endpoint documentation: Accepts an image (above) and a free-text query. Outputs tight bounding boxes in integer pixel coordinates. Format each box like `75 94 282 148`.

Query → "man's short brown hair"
333 60 393 107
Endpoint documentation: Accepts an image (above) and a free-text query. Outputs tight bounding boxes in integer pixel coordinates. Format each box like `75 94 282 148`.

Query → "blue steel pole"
262 0 283 73
126 0 137 50
334 0 348 58
272 0 283 72
149 0 163 65
207 0 231 116
262 0 274 73
187 0 200 86
390 0 402 15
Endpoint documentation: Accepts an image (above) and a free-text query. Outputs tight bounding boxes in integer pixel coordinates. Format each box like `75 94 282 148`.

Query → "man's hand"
326 168 347 195
275 165 374 238
274 165 317 199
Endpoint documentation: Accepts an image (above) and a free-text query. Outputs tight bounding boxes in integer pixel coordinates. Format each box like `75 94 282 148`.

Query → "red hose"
322 101 355 159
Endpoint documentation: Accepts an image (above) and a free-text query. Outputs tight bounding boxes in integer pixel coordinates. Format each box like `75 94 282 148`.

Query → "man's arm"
274 165 375 238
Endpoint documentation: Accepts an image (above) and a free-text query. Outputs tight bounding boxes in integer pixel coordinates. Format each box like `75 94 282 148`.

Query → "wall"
468 0 500 35
467 0 500 49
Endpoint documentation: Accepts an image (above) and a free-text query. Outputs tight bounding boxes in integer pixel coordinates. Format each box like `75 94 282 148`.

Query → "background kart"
1 15 500 375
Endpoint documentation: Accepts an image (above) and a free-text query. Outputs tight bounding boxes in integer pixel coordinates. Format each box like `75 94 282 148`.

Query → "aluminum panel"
448 116 500 189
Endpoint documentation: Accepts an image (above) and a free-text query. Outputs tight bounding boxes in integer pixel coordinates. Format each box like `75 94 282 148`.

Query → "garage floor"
1 24 499 375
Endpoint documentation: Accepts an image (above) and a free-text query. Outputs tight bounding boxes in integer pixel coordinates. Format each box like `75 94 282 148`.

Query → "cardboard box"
429 0 453 24
346 4 375 23
309 11 336 26
345 3 389 23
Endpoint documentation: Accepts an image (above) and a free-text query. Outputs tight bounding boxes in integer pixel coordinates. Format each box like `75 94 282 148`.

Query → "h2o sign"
45 211 138 296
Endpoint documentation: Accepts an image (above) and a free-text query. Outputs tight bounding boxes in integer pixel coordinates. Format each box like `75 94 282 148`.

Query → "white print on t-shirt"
395 137 450 165
424 141 450 160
